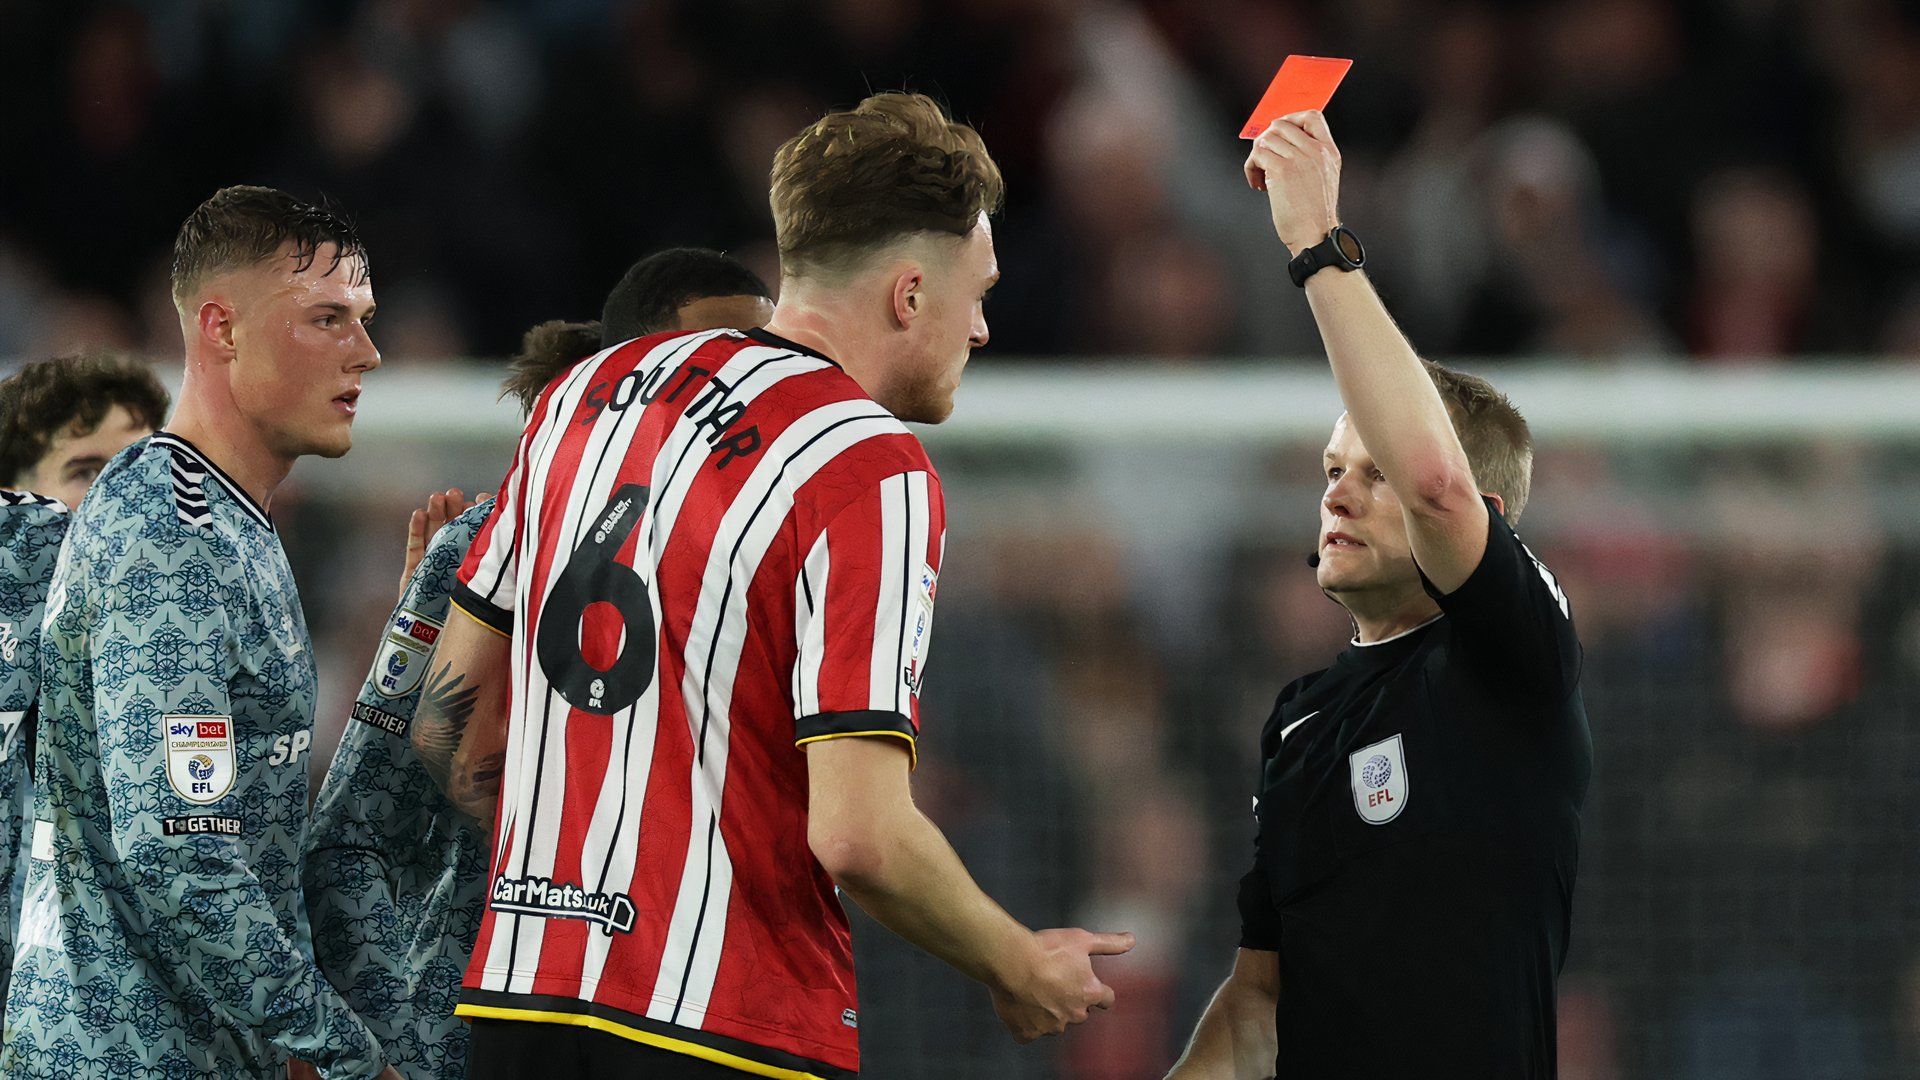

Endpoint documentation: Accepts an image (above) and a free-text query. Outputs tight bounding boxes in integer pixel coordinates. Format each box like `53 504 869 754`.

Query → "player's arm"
1165 949 1280 1079
92 530 396 1080
415 419 535 821
410 609 509 823
797 470 1132 1043
1245 110 1488 593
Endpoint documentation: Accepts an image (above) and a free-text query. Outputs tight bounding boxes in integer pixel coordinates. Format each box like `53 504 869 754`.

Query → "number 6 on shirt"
535 483 657 715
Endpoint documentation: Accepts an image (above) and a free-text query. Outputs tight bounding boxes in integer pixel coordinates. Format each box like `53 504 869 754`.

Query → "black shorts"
465 1018 753 1079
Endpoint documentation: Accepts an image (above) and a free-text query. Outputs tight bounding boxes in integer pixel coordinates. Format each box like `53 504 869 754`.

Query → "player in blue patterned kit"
302 499 491 1080
0 488 68 1027
2 188 403 1079
0 355 168 1016
302 246 773 1079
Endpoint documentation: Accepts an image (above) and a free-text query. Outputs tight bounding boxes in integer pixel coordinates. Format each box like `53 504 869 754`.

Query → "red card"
1239 55 1353 139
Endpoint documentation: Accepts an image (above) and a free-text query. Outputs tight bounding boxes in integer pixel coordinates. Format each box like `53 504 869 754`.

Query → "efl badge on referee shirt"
164 714 236 804
1349 734 1408 824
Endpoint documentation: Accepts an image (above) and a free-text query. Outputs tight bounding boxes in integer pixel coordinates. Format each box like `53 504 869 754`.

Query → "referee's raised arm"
1246 109 1491 595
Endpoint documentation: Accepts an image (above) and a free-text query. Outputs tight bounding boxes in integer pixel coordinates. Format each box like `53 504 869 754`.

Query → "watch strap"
1287 227 1363 288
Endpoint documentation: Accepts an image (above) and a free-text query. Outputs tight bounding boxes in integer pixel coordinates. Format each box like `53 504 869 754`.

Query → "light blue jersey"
305 500 492 1080
0 490 68 1013
2 433 387 1079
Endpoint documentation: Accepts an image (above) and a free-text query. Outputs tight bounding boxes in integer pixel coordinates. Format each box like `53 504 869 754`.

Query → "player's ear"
195 297 238 363
1484 491 1506 520
889 266 924 330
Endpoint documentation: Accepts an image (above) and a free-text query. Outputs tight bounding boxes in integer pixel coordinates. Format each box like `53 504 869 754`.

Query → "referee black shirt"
1239 497 1591 1078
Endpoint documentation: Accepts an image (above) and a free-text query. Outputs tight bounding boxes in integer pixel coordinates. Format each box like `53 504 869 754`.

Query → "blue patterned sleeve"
90 526 388 1078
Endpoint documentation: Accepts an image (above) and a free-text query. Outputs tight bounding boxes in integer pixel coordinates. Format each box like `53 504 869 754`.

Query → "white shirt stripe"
793 532 830 720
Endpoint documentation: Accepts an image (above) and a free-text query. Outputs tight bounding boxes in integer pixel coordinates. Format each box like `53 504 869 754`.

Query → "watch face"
1333 228 1364 264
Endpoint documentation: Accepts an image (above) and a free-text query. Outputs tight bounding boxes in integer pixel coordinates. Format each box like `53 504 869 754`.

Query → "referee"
1167 111 1592 1079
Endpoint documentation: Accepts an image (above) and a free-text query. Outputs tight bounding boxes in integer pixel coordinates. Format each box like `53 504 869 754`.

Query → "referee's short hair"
769 91 1004 278
1426 361 1533 525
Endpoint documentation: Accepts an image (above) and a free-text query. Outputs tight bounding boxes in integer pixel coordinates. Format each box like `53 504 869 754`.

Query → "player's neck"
1343 592 1443 645
764 300 855 365
765 294 892 402
165 383 292 511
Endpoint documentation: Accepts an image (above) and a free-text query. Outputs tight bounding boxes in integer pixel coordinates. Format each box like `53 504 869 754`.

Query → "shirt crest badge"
164 713 236 804
1349 733 1408 825
372 607 442 698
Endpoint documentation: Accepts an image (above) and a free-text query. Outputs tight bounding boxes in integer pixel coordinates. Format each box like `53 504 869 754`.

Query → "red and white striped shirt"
451 328 945 1079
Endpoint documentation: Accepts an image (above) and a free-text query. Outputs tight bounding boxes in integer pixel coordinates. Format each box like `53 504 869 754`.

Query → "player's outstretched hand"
399 488 477 600
990 927 1135 1043
1243 109 1342 254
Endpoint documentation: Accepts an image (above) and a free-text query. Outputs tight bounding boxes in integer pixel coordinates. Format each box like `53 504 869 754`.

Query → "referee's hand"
990 927 1136 1043
1243 109 1342 256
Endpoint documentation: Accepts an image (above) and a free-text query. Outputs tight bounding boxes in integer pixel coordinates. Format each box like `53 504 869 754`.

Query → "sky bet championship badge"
372 606 443 698
164 714 236 804
1349 733 1408 824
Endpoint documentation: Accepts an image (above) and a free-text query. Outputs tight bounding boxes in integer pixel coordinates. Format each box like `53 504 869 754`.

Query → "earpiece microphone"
1306 552 1320 568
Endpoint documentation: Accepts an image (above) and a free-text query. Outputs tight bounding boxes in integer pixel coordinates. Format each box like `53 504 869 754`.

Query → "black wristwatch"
1287 225 1366 287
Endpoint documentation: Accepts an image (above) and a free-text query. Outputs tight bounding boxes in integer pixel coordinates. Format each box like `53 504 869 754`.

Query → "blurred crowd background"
5 0 1920 362
7 0 1920 1077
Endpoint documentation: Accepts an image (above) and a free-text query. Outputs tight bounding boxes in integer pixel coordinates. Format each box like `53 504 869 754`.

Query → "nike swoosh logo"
1279 711 1319 741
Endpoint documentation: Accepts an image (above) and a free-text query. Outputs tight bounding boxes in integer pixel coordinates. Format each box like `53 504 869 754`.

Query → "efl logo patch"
1349 733 1408 825
373 607 441 699
904 594 934 697
164 713 235 805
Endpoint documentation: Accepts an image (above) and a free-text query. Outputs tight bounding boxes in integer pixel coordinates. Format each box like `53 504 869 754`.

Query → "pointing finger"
1087 931 1136 955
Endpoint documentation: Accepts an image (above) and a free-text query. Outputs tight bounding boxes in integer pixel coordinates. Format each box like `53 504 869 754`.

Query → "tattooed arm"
412 607 511 823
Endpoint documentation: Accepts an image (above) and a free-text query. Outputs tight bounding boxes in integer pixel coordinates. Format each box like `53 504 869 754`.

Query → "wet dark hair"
500 248 771 414
170 185 368 308
0 354 171 486
599 247 771 347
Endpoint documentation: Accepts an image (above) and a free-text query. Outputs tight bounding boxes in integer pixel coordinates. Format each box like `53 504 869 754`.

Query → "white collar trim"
1351 613 1443 648
151 432 273 530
